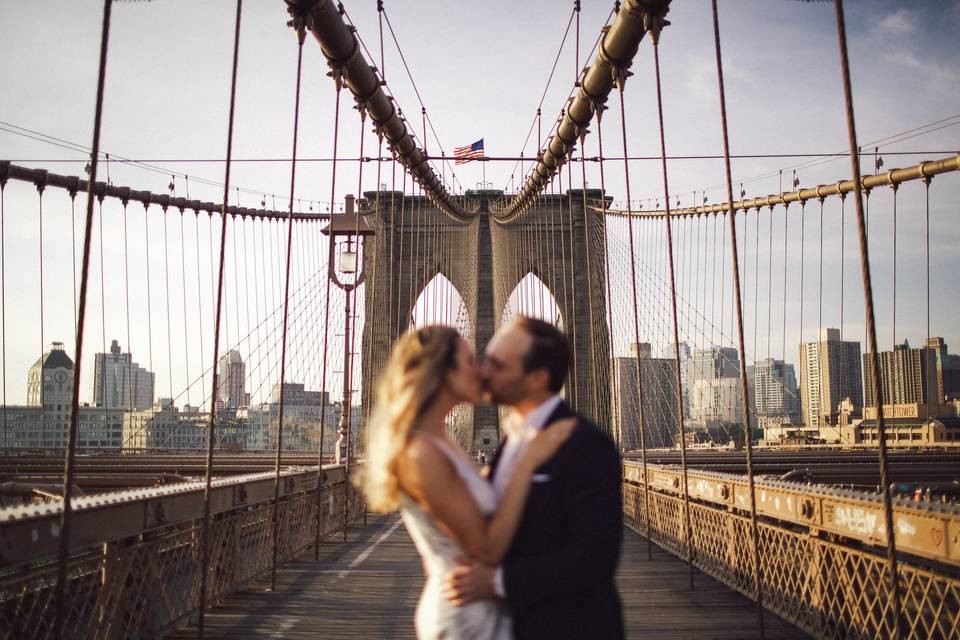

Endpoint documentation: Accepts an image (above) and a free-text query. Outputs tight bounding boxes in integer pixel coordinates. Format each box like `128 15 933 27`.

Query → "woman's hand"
524 417 577 468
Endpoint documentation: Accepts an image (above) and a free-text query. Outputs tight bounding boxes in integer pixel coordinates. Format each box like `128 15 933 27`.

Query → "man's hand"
442 558 496 606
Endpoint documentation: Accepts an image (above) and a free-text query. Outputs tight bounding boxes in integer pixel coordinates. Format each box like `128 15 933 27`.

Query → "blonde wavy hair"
361 325 461 512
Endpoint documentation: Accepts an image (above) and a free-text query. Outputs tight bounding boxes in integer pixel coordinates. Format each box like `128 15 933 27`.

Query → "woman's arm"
397 421 574 566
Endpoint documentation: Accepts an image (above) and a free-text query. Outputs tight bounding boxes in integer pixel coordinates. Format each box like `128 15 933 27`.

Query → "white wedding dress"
400 433 512 639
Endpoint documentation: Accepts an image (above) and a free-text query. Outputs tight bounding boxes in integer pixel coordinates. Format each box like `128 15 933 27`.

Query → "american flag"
454 139 484 165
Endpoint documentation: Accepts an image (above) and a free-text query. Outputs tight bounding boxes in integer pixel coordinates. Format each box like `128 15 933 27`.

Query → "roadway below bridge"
167 513 808 639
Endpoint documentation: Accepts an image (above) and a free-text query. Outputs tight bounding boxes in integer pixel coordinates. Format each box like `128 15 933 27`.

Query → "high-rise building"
27 342 74 409
672 341 692 417
217 350 249 409
25 342 75 447
753 358 800 419
799 328 863 430
611 343 678 450
863 340 933 407
862 338 960 415
926 337 960 402
93 339 155 411
687 346 742 425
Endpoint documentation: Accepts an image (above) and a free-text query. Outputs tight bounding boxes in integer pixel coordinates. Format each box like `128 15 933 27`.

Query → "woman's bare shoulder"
396 433 453 494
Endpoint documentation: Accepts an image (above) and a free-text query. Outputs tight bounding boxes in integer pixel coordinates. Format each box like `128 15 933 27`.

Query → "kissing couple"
362 316 624 639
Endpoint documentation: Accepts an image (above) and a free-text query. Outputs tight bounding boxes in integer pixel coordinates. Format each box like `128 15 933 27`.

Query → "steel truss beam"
0 161 324 221
293 0 470 221
500 0 672 220
604 154 960 218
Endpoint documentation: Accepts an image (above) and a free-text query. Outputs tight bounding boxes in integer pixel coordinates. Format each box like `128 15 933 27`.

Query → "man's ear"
529 368 551 394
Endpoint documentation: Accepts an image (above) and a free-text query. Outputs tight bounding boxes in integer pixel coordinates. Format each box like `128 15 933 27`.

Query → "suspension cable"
53 1 113 636
650 32 695 590
710 1 765 633
832 2 901 633
597 101 619 444
198 2 243 636
617 85 652 560
316 80 342 559
270 16 306 591
0 179 6 452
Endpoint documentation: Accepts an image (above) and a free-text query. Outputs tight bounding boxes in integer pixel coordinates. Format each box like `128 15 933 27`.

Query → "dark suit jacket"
490 401 625 640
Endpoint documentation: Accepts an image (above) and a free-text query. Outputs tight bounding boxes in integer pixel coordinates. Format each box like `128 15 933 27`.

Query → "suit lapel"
542 400 575 429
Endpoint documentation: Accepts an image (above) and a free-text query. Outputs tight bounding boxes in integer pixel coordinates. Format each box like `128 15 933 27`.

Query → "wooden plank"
168 514 809 639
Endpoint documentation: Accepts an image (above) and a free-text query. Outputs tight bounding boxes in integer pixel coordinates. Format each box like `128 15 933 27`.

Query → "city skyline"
0 1 958 415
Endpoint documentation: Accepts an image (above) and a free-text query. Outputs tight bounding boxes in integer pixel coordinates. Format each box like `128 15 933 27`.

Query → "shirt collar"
523 394 563 432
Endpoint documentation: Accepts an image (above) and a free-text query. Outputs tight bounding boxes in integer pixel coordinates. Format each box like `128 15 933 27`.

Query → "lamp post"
321 194 374 539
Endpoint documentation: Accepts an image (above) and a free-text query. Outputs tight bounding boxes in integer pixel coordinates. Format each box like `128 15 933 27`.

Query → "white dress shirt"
491 393 563 596
492 393 562 499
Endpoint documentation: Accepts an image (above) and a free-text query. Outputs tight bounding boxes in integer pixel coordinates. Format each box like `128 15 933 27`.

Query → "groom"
443 316 625 639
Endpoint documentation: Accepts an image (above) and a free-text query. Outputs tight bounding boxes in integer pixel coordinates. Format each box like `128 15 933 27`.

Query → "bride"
361 326 574 639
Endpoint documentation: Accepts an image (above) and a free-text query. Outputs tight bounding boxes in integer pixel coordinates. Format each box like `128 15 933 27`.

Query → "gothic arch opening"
410 272 474 449
500 272 563 330
410 272 472 339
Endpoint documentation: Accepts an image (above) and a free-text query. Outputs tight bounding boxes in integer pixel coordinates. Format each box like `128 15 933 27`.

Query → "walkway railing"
0 464 364 639
622 460 960 639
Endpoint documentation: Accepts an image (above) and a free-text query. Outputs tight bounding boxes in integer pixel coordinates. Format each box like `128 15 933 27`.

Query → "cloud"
882 48 923 71
881 47 960 90
873 9 917 36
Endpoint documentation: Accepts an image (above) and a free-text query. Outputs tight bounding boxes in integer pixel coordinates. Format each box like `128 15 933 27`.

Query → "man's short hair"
515 316 569 392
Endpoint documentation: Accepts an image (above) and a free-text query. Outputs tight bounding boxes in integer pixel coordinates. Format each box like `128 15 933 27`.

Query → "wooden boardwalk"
169 514 808 639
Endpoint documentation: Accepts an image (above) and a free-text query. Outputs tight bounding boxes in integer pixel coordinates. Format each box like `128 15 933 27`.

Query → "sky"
0 0 959 408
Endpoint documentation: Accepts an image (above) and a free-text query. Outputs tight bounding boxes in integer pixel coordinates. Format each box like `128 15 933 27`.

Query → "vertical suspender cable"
924 176 928 348
817 198 824 347
891 185 898 346
388 158 396 335
144 204 155 403
832 2 901 634
163 209 175 403
122 201 133 414
781 203 788 365
180 209 192 406
555 142 568 329
54 0 112 636
343 101 368 540
316 82 342 558
38 184 45 446
536 108 546 315
0 180 5 452
271 16 305 592
617 86 652 560
396 169 406 333
194 212 207 402
579 135 599 420
565 161 579 407
709 2 765 634
69 191 78 346
798 201 806 423
198 2 242 636
597 106 618 445
650 34 695 590
98 199 108 434
753 210 760 370
839 195 845 341
766 207 773 363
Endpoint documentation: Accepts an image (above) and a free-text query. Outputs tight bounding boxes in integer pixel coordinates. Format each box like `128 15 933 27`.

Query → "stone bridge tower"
360 189 611 455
